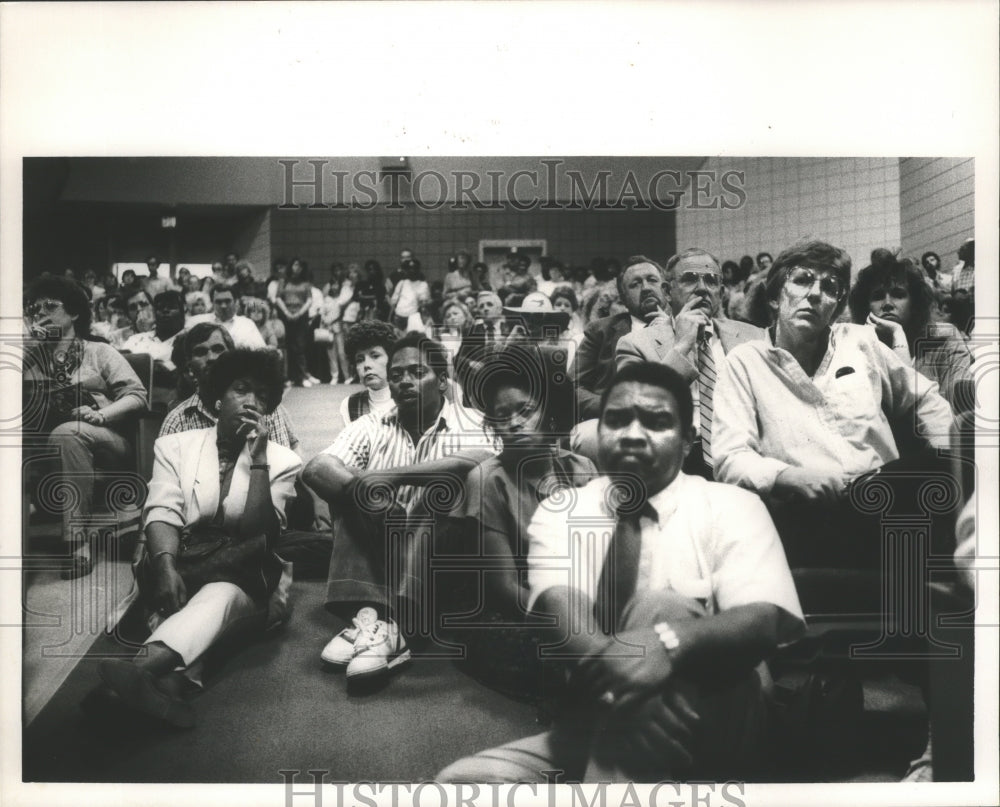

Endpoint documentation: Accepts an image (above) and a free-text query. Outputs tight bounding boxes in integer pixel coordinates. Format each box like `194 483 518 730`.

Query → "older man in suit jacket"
573 256 670 421
616 248 766 474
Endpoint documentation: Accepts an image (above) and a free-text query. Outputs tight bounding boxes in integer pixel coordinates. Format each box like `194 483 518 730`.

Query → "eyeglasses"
27 300 64 317
786 267 844 300
677 271 721 289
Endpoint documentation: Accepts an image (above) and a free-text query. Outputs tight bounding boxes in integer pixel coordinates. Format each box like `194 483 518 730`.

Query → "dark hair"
344 320 398 363
920 251 940 279
153 290 185 310
202 349 284 415
477 343 572 436
848 249 936 351
764 240 853 321
171 321 235 369
209 284 239 301
288 257 311 282
125 287 154 308
402 258 424 281
387 331 449 380
957 239 974 265
27 276 93 337
721 260 746 285
121 269 137 281
550 284 579 312
600 361 693 435
541 260 565 282
739 255 755 275
615 255 666 298
756 252 773 266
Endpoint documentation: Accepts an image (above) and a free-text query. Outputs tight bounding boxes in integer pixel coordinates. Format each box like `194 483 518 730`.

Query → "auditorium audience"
848 249 973 412
389 258 431 332
24 276 147 579
95 350 301 728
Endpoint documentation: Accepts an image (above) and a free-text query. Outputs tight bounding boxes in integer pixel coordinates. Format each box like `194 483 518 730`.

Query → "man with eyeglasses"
123 288 157 338
616 248 765 477
711 240 952 568
303 332 498 682
120 290 186 371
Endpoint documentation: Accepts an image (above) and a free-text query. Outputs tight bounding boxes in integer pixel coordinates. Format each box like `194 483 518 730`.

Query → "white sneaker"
345 618 410 680
301 378 315 388
320 606 379 666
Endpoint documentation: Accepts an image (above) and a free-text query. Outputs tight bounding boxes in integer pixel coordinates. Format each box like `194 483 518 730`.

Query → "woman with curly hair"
95 349 301 727
848 249 972 412
339 320 399 423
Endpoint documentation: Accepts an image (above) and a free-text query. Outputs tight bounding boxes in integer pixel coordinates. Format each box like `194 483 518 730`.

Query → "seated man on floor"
438 362 804 783
302 332 499 682
711 239 954 569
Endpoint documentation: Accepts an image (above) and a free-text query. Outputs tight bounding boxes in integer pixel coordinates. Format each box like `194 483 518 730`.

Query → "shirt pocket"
825 369 880 423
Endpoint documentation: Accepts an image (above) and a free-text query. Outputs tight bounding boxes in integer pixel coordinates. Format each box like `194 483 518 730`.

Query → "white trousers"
145 581 263 667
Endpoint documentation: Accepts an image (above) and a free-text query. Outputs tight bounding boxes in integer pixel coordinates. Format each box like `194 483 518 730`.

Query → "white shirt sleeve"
712 349 791 494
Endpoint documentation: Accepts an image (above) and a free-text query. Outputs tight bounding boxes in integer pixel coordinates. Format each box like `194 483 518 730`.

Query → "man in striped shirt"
303 332 499 681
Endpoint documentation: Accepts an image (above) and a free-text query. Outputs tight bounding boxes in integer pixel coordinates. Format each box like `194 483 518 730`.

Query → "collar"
603 471 685 522
370 385 392 404
184 392 218 423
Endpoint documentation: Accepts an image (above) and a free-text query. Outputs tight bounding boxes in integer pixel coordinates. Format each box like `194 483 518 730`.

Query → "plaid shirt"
323 400 500 513
159 392 299 450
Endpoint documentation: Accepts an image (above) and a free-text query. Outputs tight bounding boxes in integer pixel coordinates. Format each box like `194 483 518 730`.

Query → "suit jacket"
573 312 633 421
453 320 513 381
143 427 302 533
616 316 766 382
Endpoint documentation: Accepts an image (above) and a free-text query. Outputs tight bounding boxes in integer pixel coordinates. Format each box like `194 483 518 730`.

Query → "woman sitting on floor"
847 248 973 413
95 349 301 728
445 344 595 694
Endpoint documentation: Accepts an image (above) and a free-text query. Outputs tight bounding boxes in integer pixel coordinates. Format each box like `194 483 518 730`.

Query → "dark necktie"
594 502 655 634
697 331 717 469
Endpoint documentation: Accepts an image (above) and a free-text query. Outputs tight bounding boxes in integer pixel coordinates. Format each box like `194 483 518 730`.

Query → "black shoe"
98 660 196 729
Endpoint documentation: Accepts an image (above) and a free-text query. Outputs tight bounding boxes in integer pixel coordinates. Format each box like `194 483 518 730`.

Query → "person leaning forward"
302 332 499 682
438 362 803 783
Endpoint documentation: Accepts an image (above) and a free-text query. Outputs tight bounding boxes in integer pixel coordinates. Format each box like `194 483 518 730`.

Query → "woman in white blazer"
96 349 302 728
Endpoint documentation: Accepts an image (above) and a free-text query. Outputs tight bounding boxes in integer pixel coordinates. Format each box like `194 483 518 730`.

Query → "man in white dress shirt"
439 362 803 783
190 285 266 349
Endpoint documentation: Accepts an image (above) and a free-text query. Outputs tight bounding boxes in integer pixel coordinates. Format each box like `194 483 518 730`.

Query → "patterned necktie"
697 331 717 468
594 503 654 634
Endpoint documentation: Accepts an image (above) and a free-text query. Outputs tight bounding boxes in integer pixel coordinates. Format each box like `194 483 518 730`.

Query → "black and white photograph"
1 4 997 807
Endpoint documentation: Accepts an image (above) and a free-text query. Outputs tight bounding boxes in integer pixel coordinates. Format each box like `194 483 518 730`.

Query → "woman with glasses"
711 240 953 568
23 277 148 578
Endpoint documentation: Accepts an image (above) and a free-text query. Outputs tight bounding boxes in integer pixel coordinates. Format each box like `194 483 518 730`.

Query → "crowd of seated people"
24 232 979 783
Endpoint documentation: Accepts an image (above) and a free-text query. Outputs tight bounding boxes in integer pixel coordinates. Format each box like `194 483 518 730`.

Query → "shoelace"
353 620 389 652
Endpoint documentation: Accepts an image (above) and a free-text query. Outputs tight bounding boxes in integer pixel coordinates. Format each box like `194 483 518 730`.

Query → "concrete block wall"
675 157 902 277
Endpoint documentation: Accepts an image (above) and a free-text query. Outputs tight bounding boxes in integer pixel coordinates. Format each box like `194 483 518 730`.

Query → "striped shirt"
159 392 299 450
323 400 500 512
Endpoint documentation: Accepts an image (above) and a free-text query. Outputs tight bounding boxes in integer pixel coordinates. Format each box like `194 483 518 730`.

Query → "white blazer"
143 427 302 533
